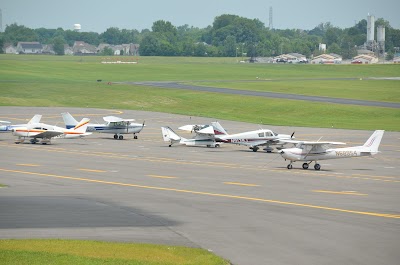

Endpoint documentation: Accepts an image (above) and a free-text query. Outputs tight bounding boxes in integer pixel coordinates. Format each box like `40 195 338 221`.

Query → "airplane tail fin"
211 121 228 135
28 114 42 124
61 112 79 129
71 118 91 134
161 126 182 143
362 130 384 154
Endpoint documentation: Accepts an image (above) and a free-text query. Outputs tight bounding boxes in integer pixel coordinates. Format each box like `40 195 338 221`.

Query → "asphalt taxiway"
0 107 399 265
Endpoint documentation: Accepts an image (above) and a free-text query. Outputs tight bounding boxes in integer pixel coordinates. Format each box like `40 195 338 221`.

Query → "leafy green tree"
101 27 121 45
52 36 65 55
3 23 38 45
327 42 341 54
139 34 161 56
101 47 114 56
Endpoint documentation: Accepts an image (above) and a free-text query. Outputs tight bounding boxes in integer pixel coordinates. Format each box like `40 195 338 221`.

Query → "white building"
351 55 378 64
311 54 342 64
16 42 43 54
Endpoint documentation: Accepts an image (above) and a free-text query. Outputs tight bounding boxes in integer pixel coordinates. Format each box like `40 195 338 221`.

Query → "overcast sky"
1 0 399 33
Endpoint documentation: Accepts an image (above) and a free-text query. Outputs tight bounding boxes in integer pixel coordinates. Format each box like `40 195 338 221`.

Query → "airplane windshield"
272 132 278 136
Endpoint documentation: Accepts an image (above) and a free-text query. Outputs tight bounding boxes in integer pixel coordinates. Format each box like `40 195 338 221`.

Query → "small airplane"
211 121 295 152
62 112 145 140
12 118 91 144
161 125 220 147
0 115 42 132
0 120 11 132
280 130 384 170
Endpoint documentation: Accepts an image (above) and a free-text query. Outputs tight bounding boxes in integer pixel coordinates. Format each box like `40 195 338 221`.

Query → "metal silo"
367 14 375 42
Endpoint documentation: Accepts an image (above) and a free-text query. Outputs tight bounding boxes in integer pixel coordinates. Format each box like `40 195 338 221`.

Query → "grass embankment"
0 55 399 131
0 239 230 265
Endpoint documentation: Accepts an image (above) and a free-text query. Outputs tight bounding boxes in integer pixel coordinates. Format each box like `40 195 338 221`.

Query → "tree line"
1 14 399 59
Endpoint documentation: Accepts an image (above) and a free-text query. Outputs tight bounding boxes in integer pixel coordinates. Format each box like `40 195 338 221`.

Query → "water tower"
73 24 81 32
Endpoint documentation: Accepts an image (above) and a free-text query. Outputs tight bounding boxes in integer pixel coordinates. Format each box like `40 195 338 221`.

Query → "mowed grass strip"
0 239 230 265
192 79 400 103
0 55 399 131
0 81 399 131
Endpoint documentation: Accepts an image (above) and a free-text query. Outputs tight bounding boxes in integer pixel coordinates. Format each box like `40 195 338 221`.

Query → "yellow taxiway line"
78 168 107 173
16 164 40 167
313 190 368 196
0 167 398 219
224 182 260 187
147 174 177 179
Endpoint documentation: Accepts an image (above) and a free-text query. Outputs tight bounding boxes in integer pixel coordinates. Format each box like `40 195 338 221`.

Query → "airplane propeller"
291 132 295 139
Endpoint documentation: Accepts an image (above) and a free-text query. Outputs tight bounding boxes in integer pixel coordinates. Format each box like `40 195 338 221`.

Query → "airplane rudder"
363 130 384 151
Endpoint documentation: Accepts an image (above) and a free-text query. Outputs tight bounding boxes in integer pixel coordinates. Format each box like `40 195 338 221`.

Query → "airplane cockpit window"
266 132 272 137
296 143 304 149
258 132 265 137
272 132 278 136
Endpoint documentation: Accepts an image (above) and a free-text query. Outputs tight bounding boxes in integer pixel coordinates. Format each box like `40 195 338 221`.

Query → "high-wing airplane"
62 112 145 140
280 130 384 170
211 121 294 152
12 118 91 144
0 115 42 132
0 120 11 132
161 125 220 147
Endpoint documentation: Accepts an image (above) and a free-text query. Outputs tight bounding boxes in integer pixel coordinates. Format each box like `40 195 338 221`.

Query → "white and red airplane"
280 130 384 170
12 118 91 144
210 121 294 152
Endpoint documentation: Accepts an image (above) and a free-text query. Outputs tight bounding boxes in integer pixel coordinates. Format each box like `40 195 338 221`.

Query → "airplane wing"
196 126 215 135
178 124 207 132
34 130 63 139
0 120 11 124
281 140 346 145
103 116 135 123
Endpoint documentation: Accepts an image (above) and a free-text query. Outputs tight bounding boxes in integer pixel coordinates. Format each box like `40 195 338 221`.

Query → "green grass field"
0 239 230 265
0 54 399 131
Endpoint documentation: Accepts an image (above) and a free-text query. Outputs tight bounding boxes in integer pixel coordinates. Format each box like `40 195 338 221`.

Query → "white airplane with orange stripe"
12 118 91 144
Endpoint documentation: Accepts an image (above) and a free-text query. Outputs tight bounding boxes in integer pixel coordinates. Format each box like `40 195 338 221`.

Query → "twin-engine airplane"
210 122 294 152
161 121 294 151
161 125 219 147
280 130 384 170
12 118 91 144
62 112 145 140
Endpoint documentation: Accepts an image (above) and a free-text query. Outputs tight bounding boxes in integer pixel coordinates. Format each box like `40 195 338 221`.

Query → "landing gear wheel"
302 163 309 170
252 147 259 152
113 134 118 139
287 164 293 169
118 135 123 140
168 144 172 147
314 163 321 170
134 135 138 139
215 144 220 148
30 139 37 144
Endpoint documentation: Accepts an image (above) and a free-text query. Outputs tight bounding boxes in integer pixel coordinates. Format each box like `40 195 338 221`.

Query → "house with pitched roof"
73 41 97 55
3 44 17 54
16 42 43 54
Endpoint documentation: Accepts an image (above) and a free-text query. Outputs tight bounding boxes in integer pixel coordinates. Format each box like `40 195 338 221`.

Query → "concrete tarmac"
0 107 399 265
